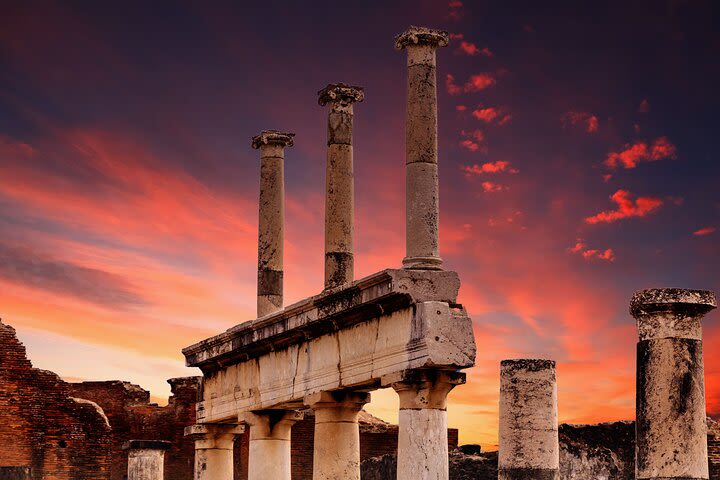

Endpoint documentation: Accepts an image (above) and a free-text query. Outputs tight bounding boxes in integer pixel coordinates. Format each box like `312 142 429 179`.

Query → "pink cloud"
446 74 462 96
694 226 716 236
585 190 663 224
464 73 497 92
456 105 467 112
451 34 493 57
448 0 464 21
638 99 650 113
568 240 615 262
472 107 499 123
561 111 599 133
604 137 677 169
481 181 506 193
459 129 486 153
462 161 518 175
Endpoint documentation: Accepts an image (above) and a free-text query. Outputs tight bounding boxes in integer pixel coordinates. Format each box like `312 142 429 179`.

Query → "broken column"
122 440 171 480
251 130 294 317
498 359 559 480
184 424 244 480
318 83 364 289
239 410 303 480
305 391 370 480
395 26 449 270
631 288 717 480
383 370 465 480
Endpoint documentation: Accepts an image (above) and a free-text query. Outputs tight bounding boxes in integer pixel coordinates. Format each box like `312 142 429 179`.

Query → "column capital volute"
630 288 716 318
251 130 295 150
318 83 364 109
304 390 370 409
382 369 465 409
395 26 449 50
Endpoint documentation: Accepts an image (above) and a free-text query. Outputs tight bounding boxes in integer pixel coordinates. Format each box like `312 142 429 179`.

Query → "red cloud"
446 74 462 96
462 161 518 175
585 190 663 224
694 226 716 236
568 240 615 262
464 73 497 92
472 107 499 123
561 111 599 133
638 99 650 113
481 181 506 192
451 34 493 57
459 129 486 153
456 105 467 112
604 137 677 169
448 0 464 21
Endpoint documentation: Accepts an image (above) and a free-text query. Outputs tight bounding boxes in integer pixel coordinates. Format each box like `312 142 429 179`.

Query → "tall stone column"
395 26 449 270
184 424 244 480
383 370 465 480
122 440 171 480
251 130 294 317
631 288 717 480
498 359 559 480
305 390 370 480
318 83 364 289
239 410 303 480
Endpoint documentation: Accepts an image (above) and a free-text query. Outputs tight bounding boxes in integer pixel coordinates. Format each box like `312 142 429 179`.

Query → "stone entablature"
182 268 475 423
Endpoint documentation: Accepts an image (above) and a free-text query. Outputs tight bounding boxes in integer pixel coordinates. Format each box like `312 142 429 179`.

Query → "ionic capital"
631 288 716 341
318 83 364 112
238 410 303 441
382 369 465 410
395 26 449 50
251 130 295 150
184 424 245 450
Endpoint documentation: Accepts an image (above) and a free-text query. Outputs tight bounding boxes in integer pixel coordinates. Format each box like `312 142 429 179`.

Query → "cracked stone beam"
318 83 364 289
631 288 717 480
251 130 294 317
395 26 449 271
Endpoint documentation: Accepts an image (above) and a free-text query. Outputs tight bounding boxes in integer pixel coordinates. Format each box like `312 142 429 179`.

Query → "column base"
402 255 443 270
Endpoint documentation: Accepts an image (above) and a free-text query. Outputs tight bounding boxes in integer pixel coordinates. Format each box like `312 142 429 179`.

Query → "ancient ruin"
1 24 719 480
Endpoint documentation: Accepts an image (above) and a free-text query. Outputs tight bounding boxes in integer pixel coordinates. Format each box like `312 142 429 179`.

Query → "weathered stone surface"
239 411 301 480
185 424 244 480
394 26 450 50
123 442 170 480
632 288 716 480
559 421 634 480
499 359 559 478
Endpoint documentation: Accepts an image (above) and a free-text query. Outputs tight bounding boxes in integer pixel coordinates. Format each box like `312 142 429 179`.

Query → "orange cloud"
694 226 716 236
568 241 615 262
450 34 493 57
481 181 506 193
585 190 663 224
462 161 518 175
604 137 677 169
561 111 599 133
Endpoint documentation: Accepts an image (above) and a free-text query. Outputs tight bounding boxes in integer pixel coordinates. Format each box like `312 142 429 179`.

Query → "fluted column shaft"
395 26 449 270
239 410 303 480
498 359 559 480
318 84 364 289
252 130 294 317
632 288 717 480
184 424 244 480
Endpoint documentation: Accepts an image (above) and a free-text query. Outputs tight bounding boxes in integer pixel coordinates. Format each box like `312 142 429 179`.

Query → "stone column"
383 370 465 480
498 359 559 480
318 83 364 289
251 130 294 317
239 410 303 480
631 288 717 480
395 26 449 270
122 440 171 480
184 424 245 480
305 390 370 480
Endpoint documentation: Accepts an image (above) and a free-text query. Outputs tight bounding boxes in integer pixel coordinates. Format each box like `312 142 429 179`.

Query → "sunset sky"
1 1 719 449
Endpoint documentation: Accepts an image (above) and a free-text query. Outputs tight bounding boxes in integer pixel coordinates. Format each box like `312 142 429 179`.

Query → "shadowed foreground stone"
632 288 716 480
0 468 32 480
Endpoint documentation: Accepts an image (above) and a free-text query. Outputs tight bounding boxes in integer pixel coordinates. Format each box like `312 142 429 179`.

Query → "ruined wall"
709 418 720 480
67 378 198 480
0 320 112 479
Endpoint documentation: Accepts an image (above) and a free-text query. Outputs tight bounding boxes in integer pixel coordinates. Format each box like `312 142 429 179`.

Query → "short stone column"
631 288 717 479
383 370 465 480
184 424 245 480
305 390 370 480
121 440 171 480
395 26 449 270
239 410 303 480
498 359 559 480
251 130 295 317
318 83 364 289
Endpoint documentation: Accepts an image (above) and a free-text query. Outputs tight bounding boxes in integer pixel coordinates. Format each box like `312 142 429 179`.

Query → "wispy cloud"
561 111 599 133
585 190 663 224
568 240 615 262
694 226 716 236
462 161 518 175
604 137 677 169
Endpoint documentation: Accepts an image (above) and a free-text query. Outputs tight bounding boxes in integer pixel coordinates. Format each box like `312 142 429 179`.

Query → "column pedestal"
122 440 171 480
305 391 370 480
383 370 465 480
184 424 244 480
239 410 303 480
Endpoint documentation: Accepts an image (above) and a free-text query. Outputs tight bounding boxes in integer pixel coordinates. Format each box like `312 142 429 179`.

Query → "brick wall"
0 320 113 479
